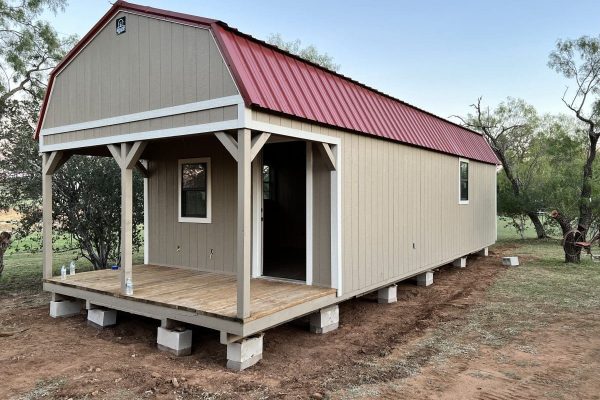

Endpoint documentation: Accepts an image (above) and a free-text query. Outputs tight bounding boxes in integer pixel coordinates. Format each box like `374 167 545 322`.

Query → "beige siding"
146 135 237 273
41 11 238 142
312 144 331 287
252 110 497 296
43 105 237 146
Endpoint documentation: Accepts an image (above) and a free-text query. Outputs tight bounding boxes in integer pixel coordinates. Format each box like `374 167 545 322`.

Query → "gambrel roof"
36 1 499 165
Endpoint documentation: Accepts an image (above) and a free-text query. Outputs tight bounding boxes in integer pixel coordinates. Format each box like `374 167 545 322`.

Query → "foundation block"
226 333 264 371
377 285 397 304
157 327 192 356
477 247 489 257
502 256 520 266
416 271 434 286
452 257 467 268
49 299 81 318
87 308 117 328
310 305 339 334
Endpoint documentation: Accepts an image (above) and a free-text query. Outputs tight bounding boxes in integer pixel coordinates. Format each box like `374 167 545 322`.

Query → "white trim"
251 153 263 278
246 118 341 145
459 158 470 205
331 144 342 296
142 160 149 264
39 119 242 152
306 142 314 286
41 95 243 136
177 158 212 224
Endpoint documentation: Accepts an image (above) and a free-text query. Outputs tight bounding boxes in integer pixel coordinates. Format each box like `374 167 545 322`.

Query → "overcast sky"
45 0 600 120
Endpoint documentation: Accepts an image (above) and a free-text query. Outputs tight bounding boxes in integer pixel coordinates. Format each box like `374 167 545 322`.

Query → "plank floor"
46 265 336 321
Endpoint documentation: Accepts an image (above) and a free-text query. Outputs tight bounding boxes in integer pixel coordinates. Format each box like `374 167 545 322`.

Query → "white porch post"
42 151 66 279
108 141 146 294
120 143 133 293
237 129 252 319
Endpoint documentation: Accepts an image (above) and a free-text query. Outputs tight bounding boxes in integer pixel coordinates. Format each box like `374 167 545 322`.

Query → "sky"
44 0 600 120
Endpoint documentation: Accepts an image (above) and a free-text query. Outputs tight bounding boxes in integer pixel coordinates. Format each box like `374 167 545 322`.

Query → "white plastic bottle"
60 265 67 280
125 277 133 295
69 261 76 276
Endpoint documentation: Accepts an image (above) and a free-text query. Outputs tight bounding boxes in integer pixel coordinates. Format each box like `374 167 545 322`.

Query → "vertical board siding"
252 111 497 296
312 146 332 287
147 136 237 273
42 11 238 132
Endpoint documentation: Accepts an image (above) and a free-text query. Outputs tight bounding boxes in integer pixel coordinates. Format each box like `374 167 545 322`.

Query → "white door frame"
250 141 314 285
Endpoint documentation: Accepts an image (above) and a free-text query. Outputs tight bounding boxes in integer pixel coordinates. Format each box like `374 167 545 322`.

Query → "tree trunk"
550 210 581 263
527 212 547 239
578 131 599 232
0 232 11 276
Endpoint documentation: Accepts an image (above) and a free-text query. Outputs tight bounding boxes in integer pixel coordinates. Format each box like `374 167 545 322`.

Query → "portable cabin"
37 1 499 370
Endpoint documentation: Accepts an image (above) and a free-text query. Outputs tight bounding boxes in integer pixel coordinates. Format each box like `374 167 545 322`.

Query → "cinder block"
416 271 434 286
477 247 489 257
87 308 117 328
310 305 339 334
157 327 192 356
226 333 264 371
377 285 397 304
502 256 519 267
49 300 81 318
452 257 467 268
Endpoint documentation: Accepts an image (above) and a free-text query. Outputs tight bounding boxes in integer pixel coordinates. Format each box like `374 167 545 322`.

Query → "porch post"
108 141 146 294
237 129 252 319
120 143 133 293
42 151 66 279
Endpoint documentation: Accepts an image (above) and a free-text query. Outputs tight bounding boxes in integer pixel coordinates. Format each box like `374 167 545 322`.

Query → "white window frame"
458 158 469 205
178 157 212 223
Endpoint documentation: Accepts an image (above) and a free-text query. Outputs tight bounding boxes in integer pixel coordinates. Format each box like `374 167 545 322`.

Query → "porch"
44 264 336 326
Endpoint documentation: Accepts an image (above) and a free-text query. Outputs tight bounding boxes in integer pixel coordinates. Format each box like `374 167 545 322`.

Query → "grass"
1 236 143 296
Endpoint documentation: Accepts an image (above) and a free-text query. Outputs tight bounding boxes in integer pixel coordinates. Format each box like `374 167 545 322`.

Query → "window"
459 159 469 204
178 158 211 223
263 164 274 200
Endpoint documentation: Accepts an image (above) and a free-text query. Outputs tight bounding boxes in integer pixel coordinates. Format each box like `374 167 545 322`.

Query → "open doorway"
261 141 306 281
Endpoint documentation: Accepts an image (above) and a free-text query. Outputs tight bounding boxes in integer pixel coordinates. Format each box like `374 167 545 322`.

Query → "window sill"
178 217 212 224
458 200 469 205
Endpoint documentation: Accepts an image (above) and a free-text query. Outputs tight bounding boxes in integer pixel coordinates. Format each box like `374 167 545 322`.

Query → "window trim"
178 157 212 223
458 158 469 205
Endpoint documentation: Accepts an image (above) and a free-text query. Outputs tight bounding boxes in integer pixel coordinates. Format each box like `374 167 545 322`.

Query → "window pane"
460 161 468 180
460 180 469 201
182 163 206 190
182 190 206 218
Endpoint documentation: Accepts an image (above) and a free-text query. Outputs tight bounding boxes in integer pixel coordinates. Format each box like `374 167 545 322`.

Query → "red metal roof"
36 1 500 165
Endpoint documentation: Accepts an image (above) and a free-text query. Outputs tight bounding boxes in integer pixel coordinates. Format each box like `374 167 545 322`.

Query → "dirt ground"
1 244 599 399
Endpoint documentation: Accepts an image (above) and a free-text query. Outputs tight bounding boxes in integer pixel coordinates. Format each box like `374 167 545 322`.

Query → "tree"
266 33 340 72
0 100 144 270
0 0 75 114
548 36 600 262
0 231 10 276
453 97 549 239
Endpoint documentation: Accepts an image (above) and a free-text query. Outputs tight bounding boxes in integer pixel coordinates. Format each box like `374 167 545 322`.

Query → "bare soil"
1 244 599 399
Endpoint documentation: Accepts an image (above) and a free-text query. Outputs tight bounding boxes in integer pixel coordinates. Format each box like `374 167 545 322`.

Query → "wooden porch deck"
44 265 336 322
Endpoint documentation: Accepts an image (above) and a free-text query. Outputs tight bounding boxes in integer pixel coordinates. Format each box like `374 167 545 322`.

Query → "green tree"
266 33 340 72
0 0 75 114
0 100 144 269
454 97 549 239
548 35 600 262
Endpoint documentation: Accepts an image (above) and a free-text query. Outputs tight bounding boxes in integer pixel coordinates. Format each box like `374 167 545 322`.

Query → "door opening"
261 141 306 281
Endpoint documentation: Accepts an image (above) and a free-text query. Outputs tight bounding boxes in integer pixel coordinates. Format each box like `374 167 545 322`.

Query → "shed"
38 1 498 370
